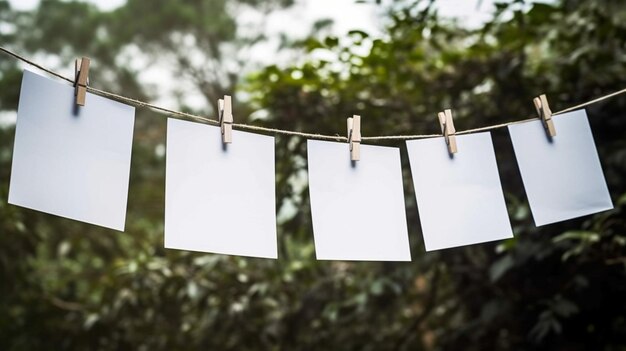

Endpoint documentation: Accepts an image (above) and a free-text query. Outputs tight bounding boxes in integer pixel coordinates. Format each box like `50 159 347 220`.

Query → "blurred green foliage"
1 0 626 350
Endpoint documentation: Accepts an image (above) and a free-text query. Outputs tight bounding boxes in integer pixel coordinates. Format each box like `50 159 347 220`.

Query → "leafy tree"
1 0 626 350
248 1 626 349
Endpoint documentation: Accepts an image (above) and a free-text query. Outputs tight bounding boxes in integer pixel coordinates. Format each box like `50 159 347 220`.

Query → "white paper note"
406 133 513 251
307 140 411 261
8 70 135 231
165 119 277 258
508 109 612 226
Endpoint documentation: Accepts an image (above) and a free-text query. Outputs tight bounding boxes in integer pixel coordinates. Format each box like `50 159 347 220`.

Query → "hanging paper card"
508 109 612 226
307 140 411 261
406 132 513 251
8 70 135 231
165 118 277 258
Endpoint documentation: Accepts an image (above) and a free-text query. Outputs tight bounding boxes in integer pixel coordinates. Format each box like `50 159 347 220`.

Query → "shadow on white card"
165 119 278 259
8 70 135 231
307 140 411 261
406 132 513 251
508 109 612 226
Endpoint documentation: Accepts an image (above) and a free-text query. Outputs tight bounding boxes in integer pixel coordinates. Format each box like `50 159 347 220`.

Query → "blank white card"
406 133 513 251
307 140 411 261
165 119 277 258
508 109 612 226
9 70 135 231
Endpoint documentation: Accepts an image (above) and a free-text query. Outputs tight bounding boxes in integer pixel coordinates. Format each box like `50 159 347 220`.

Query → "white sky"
2 0 500 125
8 0 498 34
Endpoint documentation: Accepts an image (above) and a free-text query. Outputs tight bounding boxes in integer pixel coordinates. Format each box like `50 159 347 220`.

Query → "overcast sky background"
8 0 499 35
2 0 503 124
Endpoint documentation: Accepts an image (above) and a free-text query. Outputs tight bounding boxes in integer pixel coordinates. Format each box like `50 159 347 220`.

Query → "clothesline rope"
2 46 626 142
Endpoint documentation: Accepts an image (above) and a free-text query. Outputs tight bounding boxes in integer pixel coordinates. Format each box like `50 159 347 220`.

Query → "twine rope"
2 46 625 142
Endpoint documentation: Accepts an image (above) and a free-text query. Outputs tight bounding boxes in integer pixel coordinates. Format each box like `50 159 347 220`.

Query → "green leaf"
489 255 514 282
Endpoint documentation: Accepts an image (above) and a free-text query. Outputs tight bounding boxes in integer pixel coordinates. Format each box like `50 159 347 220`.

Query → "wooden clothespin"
533 94 556 138
218 95 233 144
437 109 457 154
74 57 90 106
347 115 361 161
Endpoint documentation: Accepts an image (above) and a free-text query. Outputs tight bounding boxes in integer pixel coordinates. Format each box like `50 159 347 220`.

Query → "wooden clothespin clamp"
437 109 457 154
218 95 233 144
347 115 361 161
74 57 90 106
533 94 556 138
